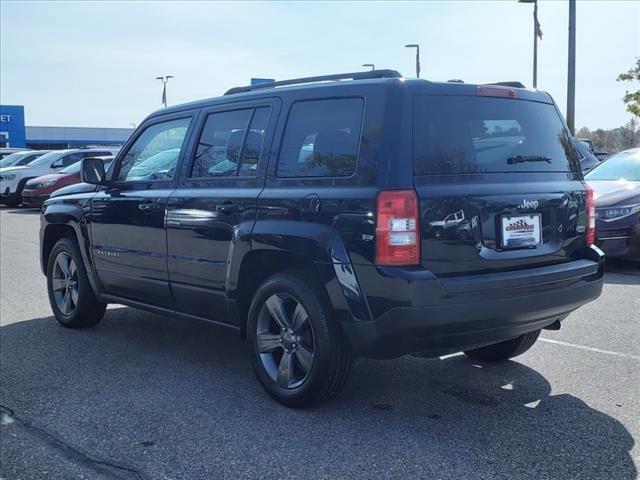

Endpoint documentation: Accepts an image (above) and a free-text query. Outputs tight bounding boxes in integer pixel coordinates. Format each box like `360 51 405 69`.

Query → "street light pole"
155 75 174 108
566 0 576 135
533 0 538 88
405 44 420 78
362 63 375 71
518 0 539 88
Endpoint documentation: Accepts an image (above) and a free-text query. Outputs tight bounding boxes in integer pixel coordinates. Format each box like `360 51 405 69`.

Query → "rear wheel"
464 330 541 362
47 237 106 328
247 272 352 408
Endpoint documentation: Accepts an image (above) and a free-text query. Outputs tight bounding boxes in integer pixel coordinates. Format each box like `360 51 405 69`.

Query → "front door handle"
216 203 245 215
138 202 159 212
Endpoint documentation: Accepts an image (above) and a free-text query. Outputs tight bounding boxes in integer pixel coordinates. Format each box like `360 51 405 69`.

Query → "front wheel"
464 330 541 362
47 237 107 328
2 195 18 207
247 272 352 408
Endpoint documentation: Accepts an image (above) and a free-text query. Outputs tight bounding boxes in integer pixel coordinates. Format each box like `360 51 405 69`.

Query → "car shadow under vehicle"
606 258 640 278
0 307 636 480
0 205 41 214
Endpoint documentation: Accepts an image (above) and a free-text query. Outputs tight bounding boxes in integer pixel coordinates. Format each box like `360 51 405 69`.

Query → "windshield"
27 150 69 167
585 149 640 181
413 96 578 174
0 151 32 168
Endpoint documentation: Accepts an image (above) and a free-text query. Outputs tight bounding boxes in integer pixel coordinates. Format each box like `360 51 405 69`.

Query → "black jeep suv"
40 70 604 407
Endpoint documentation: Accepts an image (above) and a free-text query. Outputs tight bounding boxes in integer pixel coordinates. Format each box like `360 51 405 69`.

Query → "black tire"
15 178 32 206
464 330 541 362
247 271 352 408
2 195 18 207
46 237 107 328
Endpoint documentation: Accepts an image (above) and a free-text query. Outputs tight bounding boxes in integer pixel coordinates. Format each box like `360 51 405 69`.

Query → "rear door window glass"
413 96 577 175
277 98 364 178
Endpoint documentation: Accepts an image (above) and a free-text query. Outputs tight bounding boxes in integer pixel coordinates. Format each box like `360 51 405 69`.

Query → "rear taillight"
585 185 596 245
476 86 517 98
375 190 420 266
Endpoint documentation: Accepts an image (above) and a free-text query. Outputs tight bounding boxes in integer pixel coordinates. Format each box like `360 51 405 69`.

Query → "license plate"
501 214 541 248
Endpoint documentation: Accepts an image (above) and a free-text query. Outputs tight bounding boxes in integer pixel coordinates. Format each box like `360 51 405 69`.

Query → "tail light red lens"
476 86 517 98
375 190 420 265
585 186 596 245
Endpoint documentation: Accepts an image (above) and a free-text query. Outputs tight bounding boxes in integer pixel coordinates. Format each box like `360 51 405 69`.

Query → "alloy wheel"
51 252 79 316
256 293 315 389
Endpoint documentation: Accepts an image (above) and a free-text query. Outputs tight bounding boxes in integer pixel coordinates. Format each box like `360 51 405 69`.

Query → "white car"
0 147 119 206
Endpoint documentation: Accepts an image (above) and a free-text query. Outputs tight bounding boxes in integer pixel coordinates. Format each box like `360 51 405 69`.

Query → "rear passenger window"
277 98 363 178
191 107 270 178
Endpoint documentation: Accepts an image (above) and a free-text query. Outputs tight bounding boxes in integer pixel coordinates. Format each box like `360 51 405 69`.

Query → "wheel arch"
230 223 373 339
40 199 100 296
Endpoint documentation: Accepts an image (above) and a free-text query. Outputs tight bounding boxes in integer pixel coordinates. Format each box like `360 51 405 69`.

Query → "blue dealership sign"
0 105 26 148
250 78 275 86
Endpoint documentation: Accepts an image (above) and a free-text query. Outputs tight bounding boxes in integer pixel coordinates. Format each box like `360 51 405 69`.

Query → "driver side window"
116 117 191 182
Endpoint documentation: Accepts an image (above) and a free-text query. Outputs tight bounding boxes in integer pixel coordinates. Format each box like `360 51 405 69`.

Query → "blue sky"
1 1 638 129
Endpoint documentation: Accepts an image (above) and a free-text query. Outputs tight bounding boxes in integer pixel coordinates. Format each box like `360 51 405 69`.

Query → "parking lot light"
518 0 541 88
405 44 420 78
156 75 174 108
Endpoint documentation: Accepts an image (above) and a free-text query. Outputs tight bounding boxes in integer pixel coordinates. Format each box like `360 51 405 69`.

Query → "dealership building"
1 105 133 150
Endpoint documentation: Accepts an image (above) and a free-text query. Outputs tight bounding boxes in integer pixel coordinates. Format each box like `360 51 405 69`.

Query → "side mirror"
81 157 106 185
51 161 63 168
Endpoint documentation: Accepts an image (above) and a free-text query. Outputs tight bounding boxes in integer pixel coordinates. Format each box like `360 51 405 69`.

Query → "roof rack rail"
224 69 403 95
486 81 526 88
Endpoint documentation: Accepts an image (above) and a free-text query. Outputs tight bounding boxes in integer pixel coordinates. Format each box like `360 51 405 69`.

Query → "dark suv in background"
40 70 604 407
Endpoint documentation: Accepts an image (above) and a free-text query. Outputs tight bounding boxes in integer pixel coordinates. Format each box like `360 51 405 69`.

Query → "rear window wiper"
507 155 552 165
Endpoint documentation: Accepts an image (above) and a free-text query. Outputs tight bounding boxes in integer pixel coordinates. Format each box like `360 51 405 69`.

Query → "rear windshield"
413 96 577 175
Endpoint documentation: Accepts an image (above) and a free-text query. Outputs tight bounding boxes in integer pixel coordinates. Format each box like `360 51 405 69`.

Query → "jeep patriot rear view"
40 70 604 407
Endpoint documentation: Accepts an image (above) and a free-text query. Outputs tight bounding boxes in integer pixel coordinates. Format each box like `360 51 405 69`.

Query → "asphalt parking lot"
1 206 638 480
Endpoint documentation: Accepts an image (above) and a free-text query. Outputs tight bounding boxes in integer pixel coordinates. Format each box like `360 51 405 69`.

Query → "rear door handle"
216 203 245 215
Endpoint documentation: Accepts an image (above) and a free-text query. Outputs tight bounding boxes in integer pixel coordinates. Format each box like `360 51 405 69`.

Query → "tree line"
575 117 639 154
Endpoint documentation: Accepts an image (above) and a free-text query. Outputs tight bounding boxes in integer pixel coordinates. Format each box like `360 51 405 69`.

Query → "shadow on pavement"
1 307 636 479
605 259 640 285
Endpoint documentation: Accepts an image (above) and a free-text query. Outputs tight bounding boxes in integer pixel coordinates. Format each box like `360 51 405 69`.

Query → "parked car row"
0 147 118 206
0 149 50 168
0 147 29 159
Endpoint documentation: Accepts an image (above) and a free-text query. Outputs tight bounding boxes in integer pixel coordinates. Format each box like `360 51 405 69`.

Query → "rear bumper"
343 248 605 359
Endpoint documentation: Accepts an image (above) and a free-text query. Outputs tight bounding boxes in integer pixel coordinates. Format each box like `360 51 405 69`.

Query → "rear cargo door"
413 92 588 276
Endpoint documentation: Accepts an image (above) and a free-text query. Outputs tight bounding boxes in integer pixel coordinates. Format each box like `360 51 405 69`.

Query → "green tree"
617 58 640 118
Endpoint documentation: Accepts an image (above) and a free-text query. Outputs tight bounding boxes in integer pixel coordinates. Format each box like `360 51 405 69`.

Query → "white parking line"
539 337 640 361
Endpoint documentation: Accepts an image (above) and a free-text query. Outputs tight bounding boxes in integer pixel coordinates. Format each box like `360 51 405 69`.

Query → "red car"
21 156 113 207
